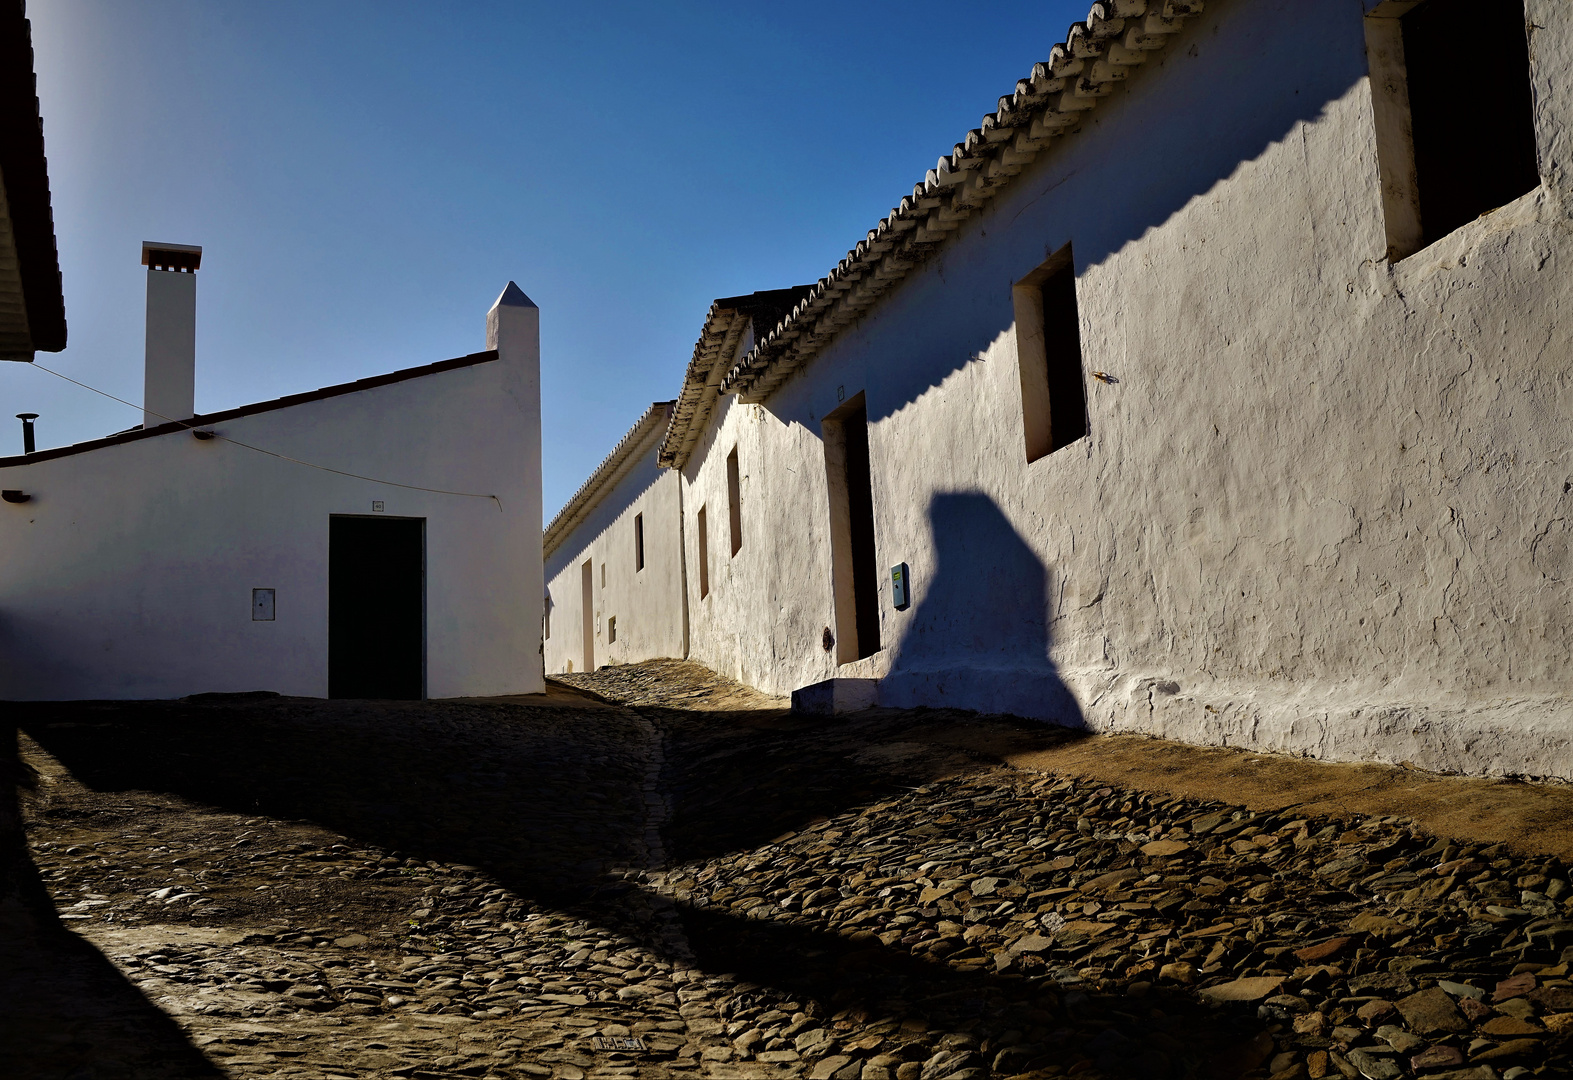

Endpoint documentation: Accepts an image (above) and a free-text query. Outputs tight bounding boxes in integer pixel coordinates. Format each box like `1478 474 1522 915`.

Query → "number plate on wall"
252 588 276 621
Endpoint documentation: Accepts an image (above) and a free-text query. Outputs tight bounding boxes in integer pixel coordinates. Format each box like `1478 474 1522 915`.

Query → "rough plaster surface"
552 0 1573 778
0 296 543 700
543 426 685 675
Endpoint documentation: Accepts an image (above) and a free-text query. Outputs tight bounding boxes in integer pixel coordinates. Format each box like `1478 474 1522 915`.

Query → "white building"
547 0 1573 779
543 401 682 675
0 246 544 701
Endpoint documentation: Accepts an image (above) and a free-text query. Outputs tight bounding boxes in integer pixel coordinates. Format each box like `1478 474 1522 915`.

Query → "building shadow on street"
0 725 226 1079
11 687 1269 1079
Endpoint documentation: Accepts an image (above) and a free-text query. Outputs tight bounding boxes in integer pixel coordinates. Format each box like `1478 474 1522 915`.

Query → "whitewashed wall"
0 311 542 700
668 0 1573 778
544 429 685 674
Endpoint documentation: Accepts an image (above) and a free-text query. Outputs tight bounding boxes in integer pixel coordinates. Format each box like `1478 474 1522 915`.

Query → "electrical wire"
27 361 504 511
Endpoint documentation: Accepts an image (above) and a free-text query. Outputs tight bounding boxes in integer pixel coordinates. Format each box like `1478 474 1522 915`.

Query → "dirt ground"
996 737 1573 864
2 658 1572 1079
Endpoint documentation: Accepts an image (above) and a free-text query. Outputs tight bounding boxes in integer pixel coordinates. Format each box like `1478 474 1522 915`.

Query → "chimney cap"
141 242 202 272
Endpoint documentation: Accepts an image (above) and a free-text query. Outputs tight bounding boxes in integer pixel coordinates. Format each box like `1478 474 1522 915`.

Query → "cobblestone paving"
4 660 1572 1080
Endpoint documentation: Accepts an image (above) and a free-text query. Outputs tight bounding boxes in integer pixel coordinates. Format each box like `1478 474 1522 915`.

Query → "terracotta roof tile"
545 400 675 556
713 0 1204 405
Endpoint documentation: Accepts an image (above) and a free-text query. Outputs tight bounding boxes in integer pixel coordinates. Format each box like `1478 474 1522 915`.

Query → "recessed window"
726 447 743 557
1367 0 1538 260
580 559 594 672
634 512 645 572
1012 243 1088 463
822 393 881 663
600 562 606 588
697 505 710 599
607 616 617 644
543 595 550 640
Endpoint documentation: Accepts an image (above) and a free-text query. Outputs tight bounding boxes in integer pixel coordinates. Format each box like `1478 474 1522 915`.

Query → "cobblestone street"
6 660 1573 1079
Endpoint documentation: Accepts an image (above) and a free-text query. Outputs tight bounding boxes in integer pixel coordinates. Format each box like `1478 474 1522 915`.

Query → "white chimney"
141 241 201 428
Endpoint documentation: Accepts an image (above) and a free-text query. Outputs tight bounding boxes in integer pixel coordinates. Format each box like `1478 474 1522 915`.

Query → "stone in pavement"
15 656 1573 1079
1411 1044 1465 1069
1199 976 1283 1002
1397 986 1468 1034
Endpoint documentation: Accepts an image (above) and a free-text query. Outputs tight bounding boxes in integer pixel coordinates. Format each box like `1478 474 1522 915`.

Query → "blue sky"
7 0 1087 516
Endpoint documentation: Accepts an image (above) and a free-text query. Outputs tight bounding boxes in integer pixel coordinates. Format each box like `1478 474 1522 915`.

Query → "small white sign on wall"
252 588 275 621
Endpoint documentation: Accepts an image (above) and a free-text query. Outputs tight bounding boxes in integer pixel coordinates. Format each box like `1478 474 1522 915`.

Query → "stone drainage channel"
6 659 1573 1080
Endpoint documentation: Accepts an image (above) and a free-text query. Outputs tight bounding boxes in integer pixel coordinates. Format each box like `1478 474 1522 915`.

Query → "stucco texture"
548 0 1573 779
675 0 1573 778
0 309 542 700
543 430 685 676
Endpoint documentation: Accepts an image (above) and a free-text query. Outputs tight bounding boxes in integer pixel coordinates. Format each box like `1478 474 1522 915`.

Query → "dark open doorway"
329 516 425 700
822 394 881 663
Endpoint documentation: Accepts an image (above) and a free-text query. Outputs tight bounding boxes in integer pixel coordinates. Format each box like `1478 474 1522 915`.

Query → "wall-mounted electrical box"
891 562 910 610
252 588 275 621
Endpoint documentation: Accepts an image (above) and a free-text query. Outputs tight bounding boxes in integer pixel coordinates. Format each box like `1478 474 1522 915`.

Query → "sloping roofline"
657 286 814 469
716 0 1205 404
0 349 499 468
0 0 66 358
546 400 674 557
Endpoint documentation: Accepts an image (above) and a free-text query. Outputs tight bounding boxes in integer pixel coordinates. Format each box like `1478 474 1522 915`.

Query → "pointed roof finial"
492 281 537 309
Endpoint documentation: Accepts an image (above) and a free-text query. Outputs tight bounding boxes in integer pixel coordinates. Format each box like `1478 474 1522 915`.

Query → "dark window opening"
697 505 710 599
823 394 881 663
329 516 424 700
634 512 645 571
1368 0 1538 259
581 559 594 672
1407 0 1538 246
1013 244 1088 463
726 447 743 557
607 615 616 644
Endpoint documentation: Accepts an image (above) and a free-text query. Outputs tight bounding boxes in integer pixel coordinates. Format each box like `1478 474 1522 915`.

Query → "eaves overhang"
0 0 66 361
716 0 1205 404
656 285 815 470
545 400 675 558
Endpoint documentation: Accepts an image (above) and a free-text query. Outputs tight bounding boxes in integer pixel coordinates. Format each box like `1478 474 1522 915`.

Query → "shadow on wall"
762 4 1369 434
882 492 1084 727
544 467 664 583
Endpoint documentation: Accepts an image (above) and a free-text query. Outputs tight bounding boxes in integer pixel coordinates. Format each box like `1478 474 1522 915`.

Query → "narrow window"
580 559 594 672
726 447 743 557
634 513 645 572
1367 0 1538 260
607 616 617 644
600 562 606 588
543 594 550 640
822 394 881 663
1012 243 1087 463
697 505 710 599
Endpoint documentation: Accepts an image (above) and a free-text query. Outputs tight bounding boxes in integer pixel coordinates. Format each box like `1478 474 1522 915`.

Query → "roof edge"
0 349 499 468
546 400 674 557
717 0 1207 403
1 0 66 352
657 285 817 469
